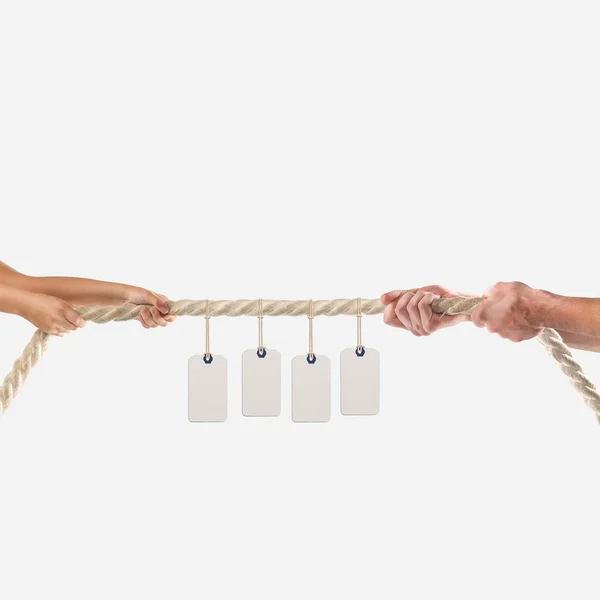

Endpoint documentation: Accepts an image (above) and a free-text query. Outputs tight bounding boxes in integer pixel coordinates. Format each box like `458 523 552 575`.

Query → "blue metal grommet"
306 354 317 364
355 346 366 357
257 348 267 359
203 354 213 364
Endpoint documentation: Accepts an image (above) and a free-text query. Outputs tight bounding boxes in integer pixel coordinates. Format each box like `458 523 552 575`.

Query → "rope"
1 296 599 424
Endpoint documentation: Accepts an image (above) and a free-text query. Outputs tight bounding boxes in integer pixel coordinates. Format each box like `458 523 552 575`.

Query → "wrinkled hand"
381 285 469 336
21 292 86 336
126 287 177 329
470 281 541 342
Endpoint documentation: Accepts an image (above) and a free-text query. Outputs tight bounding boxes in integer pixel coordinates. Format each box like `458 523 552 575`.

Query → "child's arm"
0 261 175 329
1 261 154 306
0 283 86 335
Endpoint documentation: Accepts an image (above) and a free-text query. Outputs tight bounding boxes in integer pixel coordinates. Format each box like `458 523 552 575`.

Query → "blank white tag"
291 355 331 422
188 355 227 422
242 349 281 417
340 348 380 415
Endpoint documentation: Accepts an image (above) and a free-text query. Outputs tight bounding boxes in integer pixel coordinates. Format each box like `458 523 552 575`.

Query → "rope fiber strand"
1 296 599 424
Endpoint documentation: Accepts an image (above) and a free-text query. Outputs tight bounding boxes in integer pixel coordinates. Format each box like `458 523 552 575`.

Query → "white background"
1 2 600 598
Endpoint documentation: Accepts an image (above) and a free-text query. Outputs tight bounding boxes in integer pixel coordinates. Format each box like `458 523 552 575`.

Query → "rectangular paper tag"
291 355 331 422
242 349 281 417
188 355 228 422
340 348 380 415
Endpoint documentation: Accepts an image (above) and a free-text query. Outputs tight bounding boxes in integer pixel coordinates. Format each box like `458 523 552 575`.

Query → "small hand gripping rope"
1 296 599 424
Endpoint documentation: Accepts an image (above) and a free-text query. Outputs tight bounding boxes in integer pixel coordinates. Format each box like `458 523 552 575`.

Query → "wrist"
118 284 136 304
520 288 557 329
122 285 153 305
2 286 34 318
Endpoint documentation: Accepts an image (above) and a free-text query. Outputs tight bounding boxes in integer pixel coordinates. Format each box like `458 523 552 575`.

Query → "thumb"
149 293 170 314
380 290 402 306
65 307 87 329
137 289 170 314
437 313 469 328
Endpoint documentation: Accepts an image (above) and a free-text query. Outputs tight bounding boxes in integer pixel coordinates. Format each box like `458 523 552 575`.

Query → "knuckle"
407 297 420 311
395 305 406 319
400 292 414 305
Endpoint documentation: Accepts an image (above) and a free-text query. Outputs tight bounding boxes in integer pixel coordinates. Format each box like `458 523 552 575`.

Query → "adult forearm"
528 290 600 337
551 331 600 352
523 289 600 351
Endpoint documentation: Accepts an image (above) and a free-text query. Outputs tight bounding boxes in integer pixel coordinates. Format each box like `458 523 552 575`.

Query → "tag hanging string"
258 298 264 350
356 297 363 350
308 299 314 360
205 299 211 358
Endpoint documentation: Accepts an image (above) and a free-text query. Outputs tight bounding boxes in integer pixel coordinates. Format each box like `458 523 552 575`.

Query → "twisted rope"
1 296 599 423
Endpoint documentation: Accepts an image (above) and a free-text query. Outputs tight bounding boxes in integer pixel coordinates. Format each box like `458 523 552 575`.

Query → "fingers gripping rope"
1 296 600 424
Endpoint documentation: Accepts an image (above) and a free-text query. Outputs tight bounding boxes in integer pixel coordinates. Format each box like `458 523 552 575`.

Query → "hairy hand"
470 281 541 342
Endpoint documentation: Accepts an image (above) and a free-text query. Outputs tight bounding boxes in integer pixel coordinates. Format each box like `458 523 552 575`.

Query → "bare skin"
0 261 176 336
381 282 600 353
